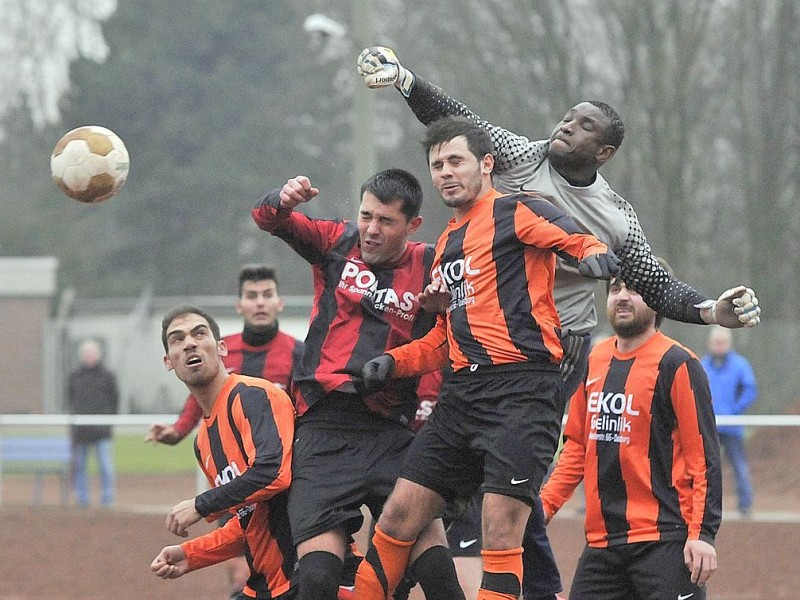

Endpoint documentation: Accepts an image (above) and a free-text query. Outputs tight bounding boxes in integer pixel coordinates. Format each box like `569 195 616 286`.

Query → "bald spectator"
701 326 758 517
67 339 119 507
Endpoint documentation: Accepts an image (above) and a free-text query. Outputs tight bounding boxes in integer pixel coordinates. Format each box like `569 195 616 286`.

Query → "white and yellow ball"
51 126 130 203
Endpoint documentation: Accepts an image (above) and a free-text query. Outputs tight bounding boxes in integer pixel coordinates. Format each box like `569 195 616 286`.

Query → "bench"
0 437 72 505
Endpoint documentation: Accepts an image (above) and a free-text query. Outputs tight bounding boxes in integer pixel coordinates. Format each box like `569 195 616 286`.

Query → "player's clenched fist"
362 354 396 394
709 286 761 328
279 176 320 210
356 46 415 96
151 545 190 579
577 250 621 280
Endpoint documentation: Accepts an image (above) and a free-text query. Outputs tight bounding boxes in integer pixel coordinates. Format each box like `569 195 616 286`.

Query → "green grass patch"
112 434 196 474
0 432 197 475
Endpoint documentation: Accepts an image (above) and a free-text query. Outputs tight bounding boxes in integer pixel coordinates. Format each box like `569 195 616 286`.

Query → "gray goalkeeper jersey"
406 76 710 334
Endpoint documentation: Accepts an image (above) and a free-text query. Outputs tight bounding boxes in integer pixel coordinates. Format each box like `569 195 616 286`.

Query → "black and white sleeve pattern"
405 75 548 174
614 197 709 324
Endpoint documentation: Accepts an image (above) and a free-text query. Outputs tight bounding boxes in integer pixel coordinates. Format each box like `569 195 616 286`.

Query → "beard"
611 312 653 339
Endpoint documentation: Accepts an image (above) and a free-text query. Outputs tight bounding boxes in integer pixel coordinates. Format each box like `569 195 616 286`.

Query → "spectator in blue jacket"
701 326 758 517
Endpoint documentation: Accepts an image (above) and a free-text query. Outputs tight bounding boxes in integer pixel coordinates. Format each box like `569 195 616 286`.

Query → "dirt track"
2 424 799 599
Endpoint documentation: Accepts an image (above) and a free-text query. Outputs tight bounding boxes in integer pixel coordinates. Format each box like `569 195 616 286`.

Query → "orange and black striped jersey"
183 373 296 598
540 332 722 548
388 187 609 375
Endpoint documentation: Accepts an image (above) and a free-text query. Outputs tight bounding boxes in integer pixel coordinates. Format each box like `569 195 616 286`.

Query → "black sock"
297 550 343 600
392 573 417 600
409 545 466 600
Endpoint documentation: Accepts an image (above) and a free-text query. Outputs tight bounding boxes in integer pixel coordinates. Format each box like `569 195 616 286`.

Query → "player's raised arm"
613 212 761 329
356 46 546 175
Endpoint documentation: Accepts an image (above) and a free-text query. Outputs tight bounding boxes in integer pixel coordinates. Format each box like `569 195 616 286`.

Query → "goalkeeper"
356 46 761 600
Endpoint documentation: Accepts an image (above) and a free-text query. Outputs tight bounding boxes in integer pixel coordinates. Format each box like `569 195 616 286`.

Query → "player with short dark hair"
147 266 303 598
151 305 297 599
251 169 465 600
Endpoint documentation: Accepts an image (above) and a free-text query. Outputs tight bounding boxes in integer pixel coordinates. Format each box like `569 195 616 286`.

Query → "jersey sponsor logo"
587 391 640 416
677 594 694 600
432 257 479 311
459 538 478 549
338 260 417 320
214 460 243 487
586 376 603 387
510 477 530 485
587 390 640 445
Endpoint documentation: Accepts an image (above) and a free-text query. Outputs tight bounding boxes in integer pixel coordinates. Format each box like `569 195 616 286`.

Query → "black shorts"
570 540 706 600
287 413 414 545
400 363 564 504
445 494 482 557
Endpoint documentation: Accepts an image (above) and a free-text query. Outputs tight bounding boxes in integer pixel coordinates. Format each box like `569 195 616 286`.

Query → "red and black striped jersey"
540 332 722 548
389 188 609 375
173 330 303 437
186 373 296 598
252 190 437 425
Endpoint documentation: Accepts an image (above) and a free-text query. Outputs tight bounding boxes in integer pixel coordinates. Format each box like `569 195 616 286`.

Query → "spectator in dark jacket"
67 339 119 507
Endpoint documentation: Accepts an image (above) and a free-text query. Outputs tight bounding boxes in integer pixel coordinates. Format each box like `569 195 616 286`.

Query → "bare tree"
723 0 800 320
592 0 721 277
0 0 116 136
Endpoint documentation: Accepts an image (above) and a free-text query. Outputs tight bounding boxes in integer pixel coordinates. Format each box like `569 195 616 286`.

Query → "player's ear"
218 339 229 357
235 299 243 316
596 144 616 165
163 355 174 371
481 152 495 175
406 215 423 235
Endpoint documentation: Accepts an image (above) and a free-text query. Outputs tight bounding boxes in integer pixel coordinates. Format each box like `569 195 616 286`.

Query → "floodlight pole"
349 0 376 202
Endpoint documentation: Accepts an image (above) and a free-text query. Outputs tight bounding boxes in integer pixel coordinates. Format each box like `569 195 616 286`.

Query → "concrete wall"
0 257 59 414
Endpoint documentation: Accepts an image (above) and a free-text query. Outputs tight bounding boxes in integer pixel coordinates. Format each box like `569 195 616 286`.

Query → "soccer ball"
50 126 130 203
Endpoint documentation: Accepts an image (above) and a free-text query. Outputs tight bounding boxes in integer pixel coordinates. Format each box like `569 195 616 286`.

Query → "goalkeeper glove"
356 46 415 97
361 354 396 394
697 286 761 328
577 251 621 279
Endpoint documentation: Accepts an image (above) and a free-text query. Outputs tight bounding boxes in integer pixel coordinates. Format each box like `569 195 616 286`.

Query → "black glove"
577 250 621 279
361 354 396 394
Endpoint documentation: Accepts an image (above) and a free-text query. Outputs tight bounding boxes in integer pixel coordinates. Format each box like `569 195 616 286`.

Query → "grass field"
111 434 197 474
1 432 199 475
